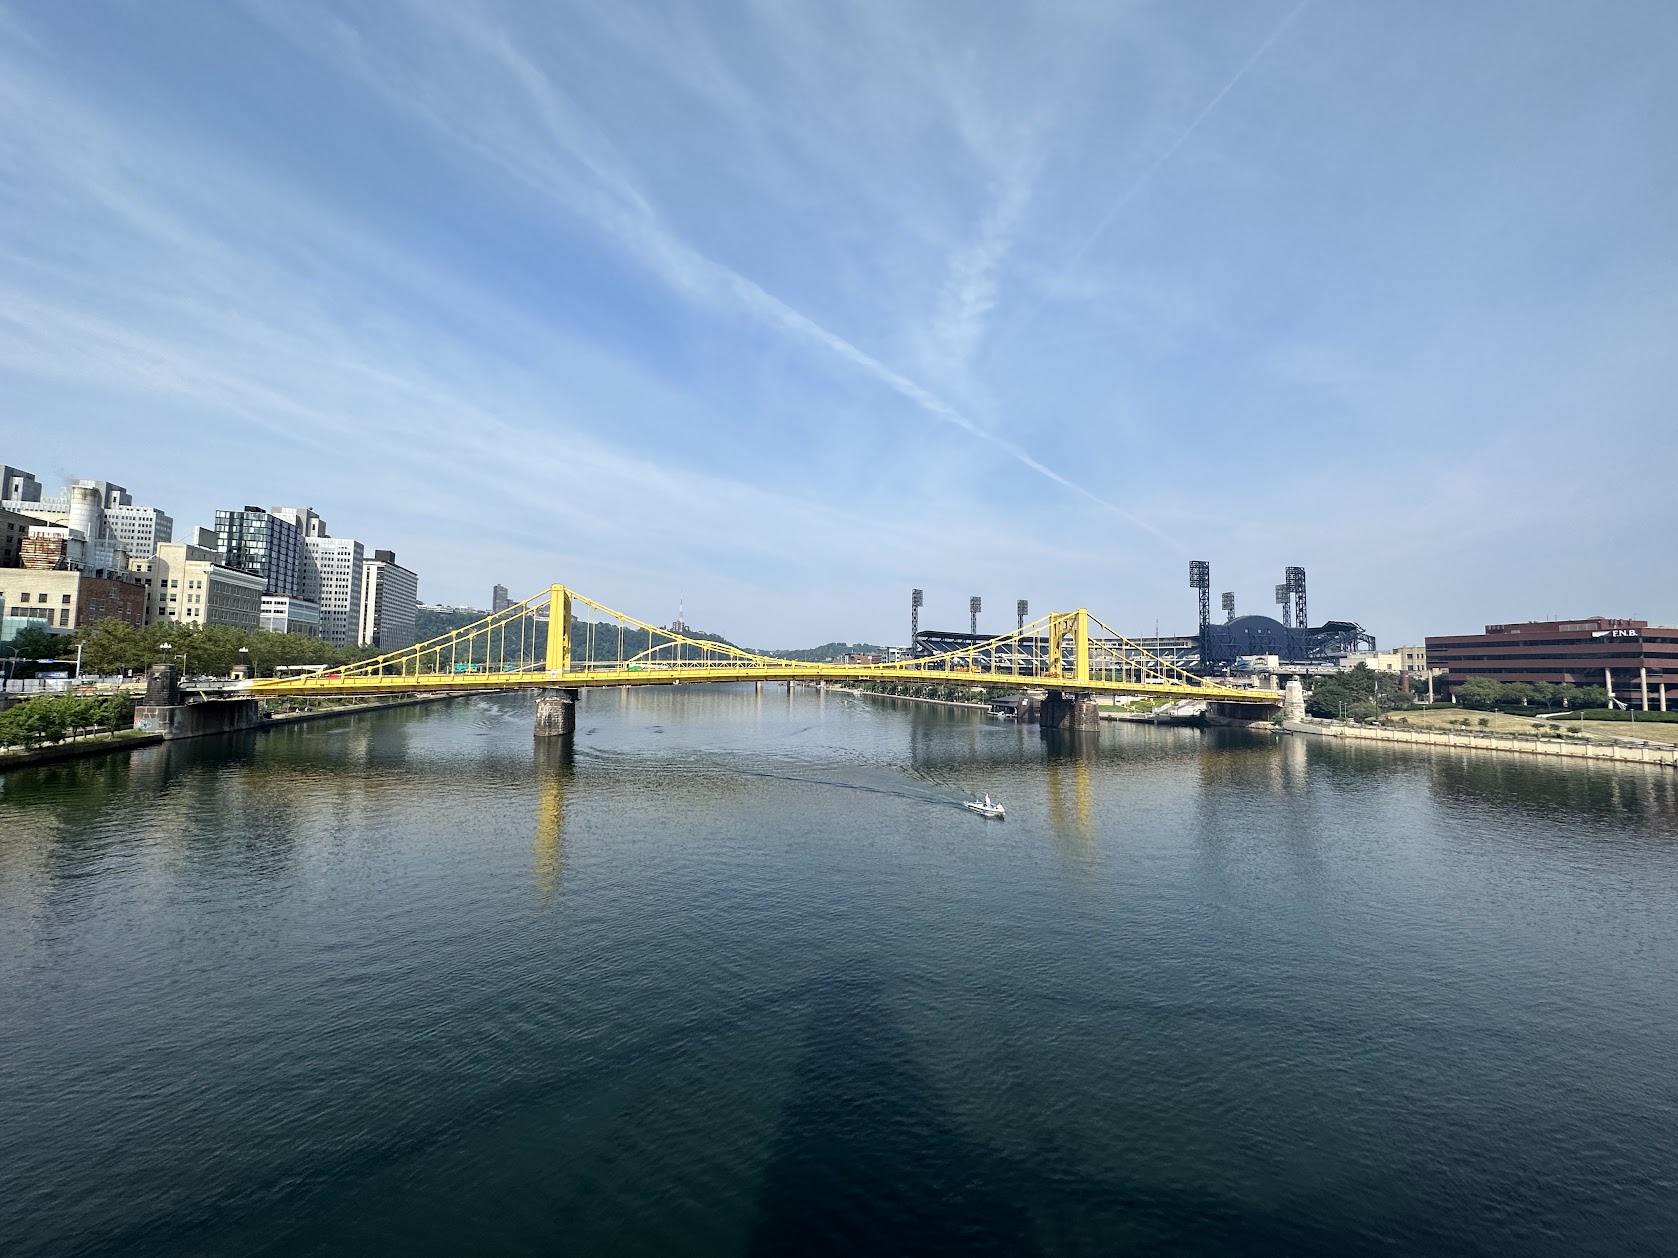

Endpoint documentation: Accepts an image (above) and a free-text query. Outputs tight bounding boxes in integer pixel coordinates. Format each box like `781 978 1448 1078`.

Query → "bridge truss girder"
243 583 1280 704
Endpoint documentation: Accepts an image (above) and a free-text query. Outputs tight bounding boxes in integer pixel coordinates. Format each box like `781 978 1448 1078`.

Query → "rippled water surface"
2 688 1676 1255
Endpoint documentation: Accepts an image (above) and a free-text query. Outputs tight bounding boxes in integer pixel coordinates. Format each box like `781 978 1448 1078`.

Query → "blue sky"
2 1 1674 647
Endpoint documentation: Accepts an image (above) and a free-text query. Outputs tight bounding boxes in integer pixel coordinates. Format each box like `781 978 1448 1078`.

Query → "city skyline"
3 2 1674 647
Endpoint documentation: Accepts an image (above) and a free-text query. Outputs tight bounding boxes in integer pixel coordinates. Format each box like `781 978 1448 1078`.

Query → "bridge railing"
243 583 1279 700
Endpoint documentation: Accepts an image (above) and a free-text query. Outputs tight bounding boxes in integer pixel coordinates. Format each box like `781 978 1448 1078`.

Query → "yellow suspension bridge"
242 583 1281 713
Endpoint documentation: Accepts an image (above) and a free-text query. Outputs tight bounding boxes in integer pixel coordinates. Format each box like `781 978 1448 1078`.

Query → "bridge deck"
243 665 1280 703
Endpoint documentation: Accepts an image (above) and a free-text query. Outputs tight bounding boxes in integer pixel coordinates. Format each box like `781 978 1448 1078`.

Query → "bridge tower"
1040 609 1099 731
536 584 577 737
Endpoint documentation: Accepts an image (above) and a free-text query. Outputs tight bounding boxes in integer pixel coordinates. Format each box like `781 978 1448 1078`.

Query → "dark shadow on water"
747 966 1378 1256
747 967 1037 1256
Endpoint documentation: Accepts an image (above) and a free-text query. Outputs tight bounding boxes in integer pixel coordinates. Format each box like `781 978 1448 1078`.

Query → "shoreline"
1286 717 1678 768
1 692 485 773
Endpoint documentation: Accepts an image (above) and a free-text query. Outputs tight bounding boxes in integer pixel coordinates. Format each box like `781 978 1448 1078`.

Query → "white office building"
106 504 174 560
301 535 364 647
358 549 419 649
260 594 322 637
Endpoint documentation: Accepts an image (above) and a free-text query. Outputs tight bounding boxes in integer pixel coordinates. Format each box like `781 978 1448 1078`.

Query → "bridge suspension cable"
243 583 1280 703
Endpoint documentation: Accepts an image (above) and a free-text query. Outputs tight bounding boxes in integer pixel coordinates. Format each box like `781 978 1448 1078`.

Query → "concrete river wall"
1285 718 1678 768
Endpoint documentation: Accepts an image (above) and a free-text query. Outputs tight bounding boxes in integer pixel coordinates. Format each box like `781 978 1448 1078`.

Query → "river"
2 686 1675 1254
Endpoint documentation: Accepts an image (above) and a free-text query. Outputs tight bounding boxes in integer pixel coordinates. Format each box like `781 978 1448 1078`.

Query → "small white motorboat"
962 794 1006 819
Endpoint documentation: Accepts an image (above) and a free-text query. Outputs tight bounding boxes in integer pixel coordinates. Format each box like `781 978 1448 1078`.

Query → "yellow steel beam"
240 578 1281 704
242 663 1278 703
546 584 571 673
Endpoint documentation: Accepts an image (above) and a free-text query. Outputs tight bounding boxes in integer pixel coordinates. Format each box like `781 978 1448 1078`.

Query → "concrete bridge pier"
1040 689 1100 732
535 688 579 737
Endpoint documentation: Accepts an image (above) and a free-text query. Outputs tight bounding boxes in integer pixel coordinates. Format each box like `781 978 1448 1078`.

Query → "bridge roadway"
226 584 1284 732
238 663 1277 704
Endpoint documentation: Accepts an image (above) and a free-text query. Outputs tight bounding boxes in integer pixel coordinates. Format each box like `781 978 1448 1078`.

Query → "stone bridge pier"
1039 689 1101 732
534 688 580 737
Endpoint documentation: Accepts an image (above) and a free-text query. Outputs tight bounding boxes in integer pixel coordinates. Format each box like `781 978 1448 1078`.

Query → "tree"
1456 677 1504 710
74 618 150 675
6 626 60 663
1305 664 1410 718
0 695 68 747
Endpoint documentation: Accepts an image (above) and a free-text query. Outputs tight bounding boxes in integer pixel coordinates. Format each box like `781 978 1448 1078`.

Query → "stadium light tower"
1286 566 1307 630
969 596 982 636
1016 599 1028 631
1275 583 1291 628
911 588 923 644
1222 591 1235 624
1190 560 1212 672
1188 561 1210 635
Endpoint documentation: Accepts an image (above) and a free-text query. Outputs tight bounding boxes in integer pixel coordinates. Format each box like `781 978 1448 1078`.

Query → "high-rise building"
106 504 174 560
0 465 42 504
3 475 169 570
359 550 418 649
214 507 300 596
302 536 364 647
492 584 511 613
270 505 329 539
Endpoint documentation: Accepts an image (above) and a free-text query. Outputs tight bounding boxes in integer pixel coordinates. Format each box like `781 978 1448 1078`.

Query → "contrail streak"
1063 0 1312 272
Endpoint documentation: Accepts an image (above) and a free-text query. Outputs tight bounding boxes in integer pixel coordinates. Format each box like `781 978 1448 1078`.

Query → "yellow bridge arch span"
243 583 1280 704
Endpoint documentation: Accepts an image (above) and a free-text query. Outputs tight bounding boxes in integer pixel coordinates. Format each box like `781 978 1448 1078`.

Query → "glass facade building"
213 507 301 597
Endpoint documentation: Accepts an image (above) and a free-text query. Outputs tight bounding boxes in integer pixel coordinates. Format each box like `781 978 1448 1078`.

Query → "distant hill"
759 642 885 662
414 606 741 664
415 607 879 667
415 606 488 642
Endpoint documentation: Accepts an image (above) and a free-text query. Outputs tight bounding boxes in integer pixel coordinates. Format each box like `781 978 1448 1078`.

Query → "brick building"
1426 617 1678 711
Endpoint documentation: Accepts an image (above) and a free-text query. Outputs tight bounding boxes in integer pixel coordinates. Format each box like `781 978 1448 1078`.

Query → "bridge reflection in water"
533 737 573 896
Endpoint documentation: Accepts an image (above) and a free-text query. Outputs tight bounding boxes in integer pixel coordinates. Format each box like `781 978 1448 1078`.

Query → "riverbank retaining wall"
1285 718 1678 767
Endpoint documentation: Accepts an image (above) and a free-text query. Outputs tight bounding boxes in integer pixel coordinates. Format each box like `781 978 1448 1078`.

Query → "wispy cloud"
3 0 1675 643
1058 0 1312 276
253 0 1167 538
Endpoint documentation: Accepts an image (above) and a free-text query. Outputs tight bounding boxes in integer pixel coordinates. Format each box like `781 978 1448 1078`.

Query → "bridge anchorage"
240 582 1283 735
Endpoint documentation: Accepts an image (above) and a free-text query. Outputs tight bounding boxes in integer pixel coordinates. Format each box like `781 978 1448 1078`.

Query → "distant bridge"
239 585 1281 728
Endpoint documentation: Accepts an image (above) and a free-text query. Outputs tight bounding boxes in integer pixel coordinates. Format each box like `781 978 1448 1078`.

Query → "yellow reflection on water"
534 738 574 896
1043 731 1096 854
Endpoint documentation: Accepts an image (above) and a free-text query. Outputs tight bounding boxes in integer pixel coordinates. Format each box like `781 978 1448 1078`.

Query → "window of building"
61 593 71 604
59 609 70 626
